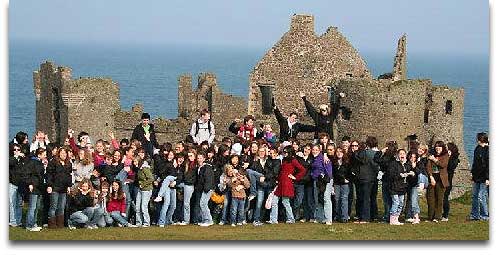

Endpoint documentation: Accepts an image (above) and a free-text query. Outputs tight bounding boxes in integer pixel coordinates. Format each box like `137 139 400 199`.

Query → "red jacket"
274 158 306 198
107 197 126 213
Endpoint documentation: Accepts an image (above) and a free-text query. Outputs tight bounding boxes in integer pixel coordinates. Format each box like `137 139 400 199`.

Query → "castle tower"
393 34 407 81
178 74 193 118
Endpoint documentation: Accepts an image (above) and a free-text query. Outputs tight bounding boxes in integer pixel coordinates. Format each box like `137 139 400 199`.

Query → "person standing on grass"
374 140 398 223
196 151 215 227
24 148 47 231
469 132 489 221
134 156 154 227
311 144 334 225
46 146 73 229
9 143 28 228
442 142 460 222
226 164 250 226
404 151 421 224
273 145 306 224
426 141 449 222
388 149 415 225
333 147 352 223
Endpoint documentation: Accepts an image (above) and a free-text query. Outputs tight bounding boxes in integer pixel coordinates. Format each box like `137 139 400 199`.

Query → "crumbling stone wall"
248 14 372 141
33 61 119 144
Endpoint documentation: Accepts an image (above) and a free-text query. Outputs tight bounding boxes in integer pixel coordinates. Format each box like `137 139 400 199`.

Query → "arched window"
445 100 453 114
258 84 274 115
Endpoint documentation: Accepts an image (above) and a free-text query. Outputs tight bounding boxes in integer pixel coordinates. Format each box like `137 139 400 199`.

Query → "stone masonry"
33 14 469 177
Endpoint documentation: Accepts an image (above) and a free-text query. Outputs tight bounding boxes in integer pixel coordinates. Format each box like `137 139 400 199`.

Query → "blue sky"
9 0 489 54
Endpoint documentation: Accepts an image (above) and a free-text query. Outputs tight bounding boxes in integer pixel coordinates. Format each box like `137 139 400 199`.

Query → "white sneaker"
406 218 414 223
325 221 333 225
299 219 306 223
27 226 42 232
412 219 420 224
441 217 448 222
178 221 188 226
242 220 247 225
142 224 150 228
231 224 236 227
127 224 138 228
199 222 213 227
158 225 165 228
154 196 163 202
68 225 76 230
237 222 243 226
218 221 225 226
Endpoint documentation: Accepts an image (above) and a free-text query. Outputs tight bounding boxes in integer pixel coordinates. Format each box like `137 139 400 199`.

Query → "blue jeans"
69 207 102 227
247 169 264 197
158 185 177 226
269 192 279 223
110 211 129 226
116 170 136 217
253 187 272 222
381 181 392 221
221 190 232 223
418 174 429 189
334 184 350 221
390 194 405 216
200 190 213 224
182 184 194 223
293 184 305 220
26 194 41 228
316 180 334 223
135 190 152 226
304 183 316 220
408 186 420 216
470 182 489 220
97 207 113 227
278 196 295 222
358 181 373 221
157 176 177 197
230 198 245 224
9 183 23 226
49 192 67 218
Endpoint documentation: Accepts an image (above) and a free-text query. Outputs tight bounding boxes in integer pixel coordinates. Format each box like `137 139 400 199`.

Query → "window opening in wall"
346 73 353 78
424 109 429 123
445 100 453 114
258 84 274 115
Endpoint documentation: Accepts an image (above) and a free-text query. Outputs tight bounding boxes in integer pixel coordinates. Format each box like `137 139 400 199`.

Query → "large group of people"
8 95 489 232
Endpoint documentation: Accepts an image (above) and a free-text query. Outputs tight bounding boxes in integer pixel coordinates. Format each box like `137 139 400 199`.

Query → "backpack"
195 119 212 136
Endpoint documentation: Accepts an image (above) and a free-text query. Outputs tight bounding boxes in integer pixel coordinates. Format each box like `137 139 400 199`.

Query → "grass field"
9 191 488 240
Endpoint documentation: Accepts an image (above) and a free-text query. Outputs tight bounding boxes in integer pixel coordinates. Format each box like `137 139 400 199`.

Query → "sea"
8 40 489 159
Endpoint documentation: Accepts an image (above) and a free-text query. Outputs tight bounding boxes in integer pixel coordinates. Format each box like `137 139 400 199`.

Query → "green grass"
10 191 488 240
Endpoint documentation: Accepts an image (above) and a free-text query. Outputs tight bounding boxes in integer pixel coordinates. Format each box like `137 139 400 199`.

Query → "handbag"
265 186 278 209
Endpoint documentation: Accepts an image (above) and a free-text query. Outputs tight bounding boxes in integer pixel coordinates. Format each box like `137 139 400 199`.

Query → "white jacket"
190 119 215 145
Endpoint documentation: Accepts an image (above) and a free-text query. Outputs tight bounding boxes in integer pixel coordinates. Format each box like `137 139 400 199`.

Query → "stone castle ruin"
33 14 468 171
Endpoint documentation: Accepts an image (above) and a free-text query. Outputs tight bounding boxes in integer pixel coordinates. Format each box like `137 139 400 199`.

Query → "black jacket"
471 145 489 183
374 152 396 184
99 163 123 183
274 106 315 142
266 159 281 189
68 192 95 215
353 149 380 183
131 123 159 149
196 163 215 193
183 163 197 186
333 161 353 185
295 155 313 185
447 155 460 175
302 96 340 140
46 160 73 193
24 157 46 195
388 160 414 195
9 155 29 187
251 157 277 188
417 156 428 177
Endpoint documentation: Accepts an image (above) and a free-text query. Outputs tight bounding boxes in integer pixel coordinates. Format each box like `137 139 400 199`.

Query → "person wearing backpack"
189 109 215 146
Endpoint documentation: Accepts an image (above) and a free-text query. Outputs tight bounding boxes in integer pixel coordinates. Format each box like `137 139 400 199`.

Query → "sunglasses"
351 144 359 147
13 148 21 151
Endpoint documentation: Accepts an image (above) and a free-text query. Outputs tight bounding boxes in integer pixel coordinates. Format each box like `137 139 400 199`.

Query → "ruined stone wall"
427 86 469 168
66 78 119 143
33 62 71 144
336 78 428 147
248 14 371 142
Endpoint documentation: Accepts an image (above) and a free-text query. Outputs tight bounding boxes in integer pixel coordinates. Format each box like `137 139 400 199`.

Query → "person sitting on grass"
106 180 137 228
67 179 103 230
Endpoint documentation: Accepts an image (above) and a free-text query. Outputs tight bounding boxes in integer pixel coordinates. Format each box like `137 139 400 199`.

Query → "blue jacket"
311 153 333 180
